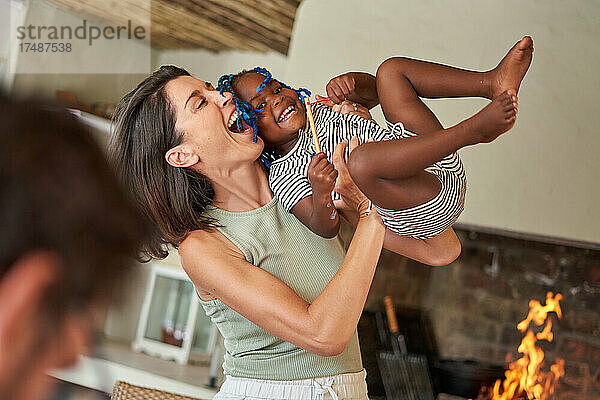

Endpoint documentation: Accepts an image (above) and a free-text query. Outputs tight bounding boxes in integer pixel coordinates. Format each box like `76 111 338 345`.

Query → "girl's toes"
501 97 513 107
504 101 516 110
495 91 506 101
505 107 516 118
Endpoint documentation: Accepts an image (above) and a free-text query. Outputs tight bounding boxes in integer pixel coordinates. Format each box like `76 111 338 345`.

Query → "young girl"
218 37 533 244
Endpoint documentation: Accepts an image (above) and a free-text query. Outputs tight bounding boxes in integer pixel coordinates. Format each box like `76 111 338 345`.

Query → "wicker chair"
110 381 203 400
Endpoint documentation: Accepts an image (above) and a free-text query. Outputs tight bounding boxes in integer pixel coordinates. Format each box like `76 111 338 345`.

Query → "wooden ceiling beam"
151 28 226 52
178 0 290 54
208 0 294 38
44 0 150 27
257 0 298 21
152 33 221 51
154 0 270 52
41 0 301 54
195 0 292 42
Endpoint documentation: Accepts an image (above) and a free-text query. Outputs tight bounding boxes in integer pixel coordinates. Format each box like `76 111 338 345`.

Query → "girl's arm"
291 195 339 238
291 152 340 238
340 205 460 266
180 159 384 357
384 227 461 266
326 72 379 109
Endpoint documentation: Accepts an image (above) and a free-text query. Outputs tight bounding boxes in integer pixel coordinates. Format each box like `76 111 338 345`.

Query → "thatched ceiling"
44 0 301 54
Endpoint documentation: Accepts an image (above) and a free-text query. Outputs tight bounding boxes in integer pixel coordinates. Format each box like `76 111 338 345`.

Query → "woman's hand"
331 137 378 220
331 137 363 213
333 100 373 120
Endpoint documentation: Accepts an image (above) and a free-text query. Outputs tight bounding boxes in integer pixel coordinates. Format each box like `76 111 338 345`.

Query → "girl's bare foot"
488 36 534 98
463 90 518 144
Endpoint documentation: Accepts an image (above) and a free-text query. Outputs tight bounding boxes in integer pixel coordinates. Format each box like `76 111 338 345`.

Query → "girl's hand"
326 73 356 104
324 72 379 109
307 152 338 196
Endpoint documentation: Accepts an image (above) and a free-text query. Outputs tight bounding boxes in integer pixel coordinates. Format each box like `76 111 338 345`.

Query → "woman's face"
165 75 263 171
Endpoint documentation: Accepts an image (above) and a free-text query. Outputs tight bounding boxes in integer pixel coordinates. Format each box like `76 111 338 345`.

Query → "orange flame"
487 292 565 400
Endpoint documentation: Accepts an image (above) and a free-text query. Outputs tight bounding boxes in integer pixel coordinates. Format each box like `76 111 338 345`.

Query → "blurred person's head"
0 93 143 400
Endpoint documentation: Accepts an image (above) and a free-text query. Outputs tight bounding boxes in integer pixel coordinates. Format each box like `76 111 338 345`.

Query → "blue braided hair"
217 72 259 142
251 67 312 102
217 67 311 167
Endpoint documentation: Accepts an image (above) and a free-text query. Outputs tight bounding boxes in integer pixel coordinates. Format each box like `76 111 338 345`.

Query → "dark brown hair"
111 65 218 261
0 93 143 317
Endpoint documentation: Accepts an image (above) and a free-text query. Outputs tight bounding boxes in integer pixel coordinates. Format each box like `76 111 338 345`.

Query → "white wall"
154 48 287 86
287 0 600 243
10 0 152 104
1 0 30 92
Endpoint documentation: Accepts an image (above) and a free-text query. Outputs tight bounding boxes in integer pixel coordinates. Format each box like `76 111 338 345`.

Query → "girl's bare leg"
348 37 533 210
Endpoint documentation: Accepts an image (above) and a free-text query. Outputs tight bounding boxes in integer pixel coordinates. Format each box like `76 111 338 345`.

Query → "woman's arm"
180 142 384 357
180 205 383 357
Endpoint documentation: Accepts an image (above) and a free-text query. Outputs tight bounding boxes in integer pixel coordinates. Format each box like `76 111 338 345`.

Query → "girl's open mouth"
278 105 296 123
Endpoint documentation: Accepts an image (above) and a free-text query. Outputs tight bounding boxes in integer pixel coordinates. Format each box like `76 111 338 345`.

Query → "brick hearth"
362 226 600 400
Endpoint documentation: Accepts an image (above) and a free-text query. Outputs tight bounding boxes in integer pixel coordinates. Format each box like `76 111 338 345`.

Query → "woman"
112 65 456 399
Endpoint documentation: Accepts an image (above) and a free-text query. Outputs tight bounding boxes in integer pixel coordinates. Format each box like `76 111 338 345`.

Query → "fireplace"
358 225 600 400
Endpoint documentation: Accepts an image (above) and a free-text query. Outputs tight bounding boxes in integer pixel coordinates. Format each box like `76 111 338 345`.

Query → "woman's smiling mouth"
228 109 239 129
227 109 253 135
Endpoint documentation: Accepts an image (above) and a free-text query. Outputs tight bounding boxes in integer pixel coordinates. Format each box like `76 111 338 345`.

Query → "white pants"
212 369 369 400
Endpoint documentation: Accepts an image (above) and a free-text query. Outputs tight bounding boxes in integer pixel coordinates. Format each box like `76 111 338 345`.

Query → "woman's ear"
165 145 199 168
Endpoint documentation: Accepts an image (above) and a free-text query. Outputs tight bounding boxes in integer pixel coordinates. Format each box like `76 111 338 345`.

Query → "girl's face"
234 73 306 150
165 75 264 170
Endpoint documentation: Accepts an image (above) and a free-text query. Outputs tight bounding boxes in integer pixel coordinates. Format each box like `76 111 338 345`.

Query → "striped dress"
268 103 466 239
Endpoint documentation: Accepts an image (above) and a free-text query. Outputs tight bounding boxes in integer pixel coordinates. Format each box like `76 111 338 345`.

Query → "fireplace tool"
377 296 435 400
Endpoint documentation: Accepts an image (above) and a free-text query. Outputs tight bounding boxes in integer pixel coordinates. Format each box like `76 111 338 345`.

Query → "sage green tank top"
200 197 363 380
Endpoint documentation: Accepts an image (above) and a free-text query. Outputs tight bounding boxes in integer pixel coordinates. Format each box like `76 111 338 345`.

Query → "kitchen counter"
49 339 219 399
